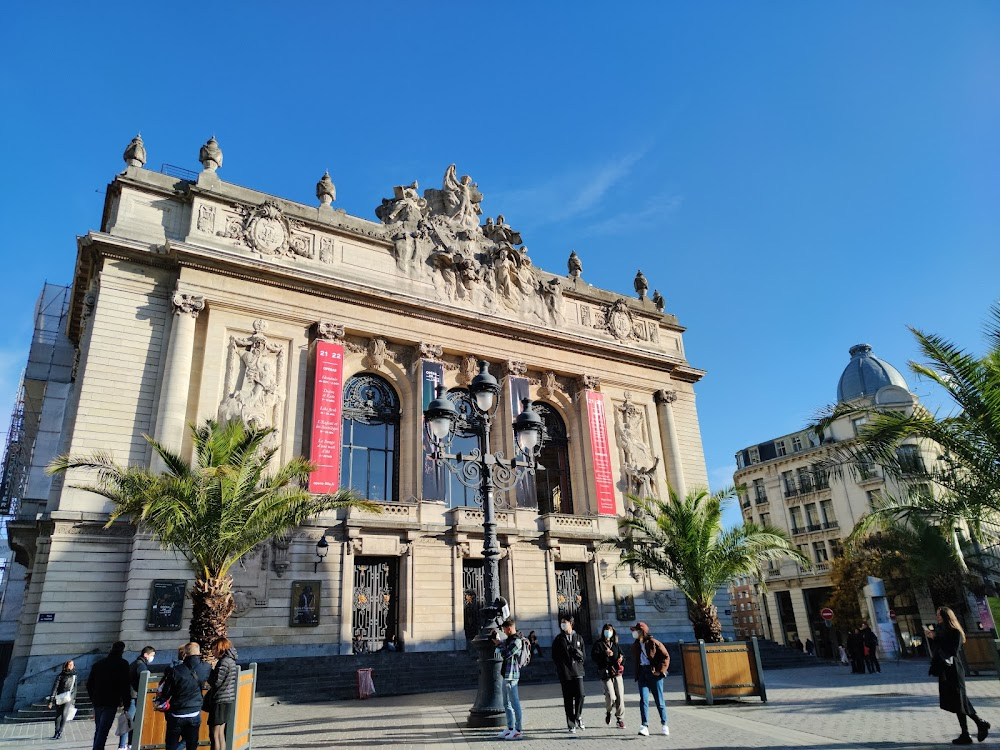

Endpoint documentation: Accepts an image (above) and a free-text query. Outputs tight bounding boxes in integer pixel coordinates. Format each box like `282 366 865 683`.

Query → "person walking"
846 628 865 673
861 623 881 673
87 641 131 750
630 622 670 737
591 623 625 729
159 642 211 750
492 618 524 741
123 646 155 750
47 659 77 740
551 614 586 733
206 637 239 750
927 606 991 745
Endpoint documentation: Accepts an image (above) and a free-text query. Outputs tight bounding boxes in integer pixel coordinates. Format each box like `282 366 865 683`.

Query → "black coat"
552 631 586 681
49 669 77 703
590 637 623 680
209 651 239 704
162 656 208 716
86 652 131 708
932 627 975 715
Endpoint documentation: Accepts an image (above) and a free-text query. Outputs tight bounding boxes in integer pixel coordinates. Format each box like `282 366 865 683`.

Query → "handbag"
115 711 132 737
54 691 72 706
65 705 77 722
929 655 945 677
202 687 215 712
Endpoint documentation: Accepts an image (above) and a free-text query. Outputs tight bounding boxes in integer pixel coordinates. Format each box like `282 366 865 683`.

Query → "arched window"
446 388 480 508
341 374 400 502
534 403 573 515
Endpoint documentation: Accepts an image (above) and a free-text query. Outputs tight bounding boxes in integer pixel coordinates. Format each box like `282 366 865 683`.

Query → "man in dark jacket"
86 641 131 750
551 614 586 733
630 622 670 737
861 623 881 673
160 643 210 750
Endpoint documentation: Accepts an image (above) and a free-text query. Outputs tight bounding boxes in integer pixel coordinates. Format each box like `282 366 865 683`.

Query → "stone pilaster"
654 388 687 497
151 291 205 471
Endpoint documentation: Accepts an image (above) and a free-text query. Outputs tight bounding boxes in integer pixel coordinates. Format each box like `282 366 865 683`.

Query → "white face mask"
632 630 640 640
560 622 570 633
603 630 613 639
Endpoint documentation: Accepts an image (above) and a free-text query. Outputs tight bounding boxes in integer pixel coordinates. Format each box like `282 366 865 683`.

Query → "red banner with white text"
308 340 344 493
586 390 617 515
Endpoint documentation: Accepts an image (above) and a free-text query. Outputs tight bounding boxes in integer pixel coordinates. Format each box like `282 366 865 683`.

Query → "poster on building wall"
509 376 536 508
290 580 321 627
146 580 186 631
308 340 344 493
421 360 446 501
614 584 635 621
586 391 617 515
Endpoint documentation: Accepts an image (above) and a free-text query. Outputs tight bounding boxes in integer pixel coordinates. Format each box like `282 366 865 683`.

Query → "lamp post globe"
469 360 501 413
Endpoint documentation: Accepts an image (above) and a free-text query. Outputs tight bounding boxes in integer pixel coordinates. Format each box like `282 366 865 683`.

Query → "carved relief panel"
614 392 660 499
218 319 288 448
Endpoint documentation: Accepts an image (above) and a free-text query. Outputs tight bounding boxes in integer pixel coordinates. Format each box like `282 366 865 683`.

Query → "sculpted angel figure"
442 164 483 232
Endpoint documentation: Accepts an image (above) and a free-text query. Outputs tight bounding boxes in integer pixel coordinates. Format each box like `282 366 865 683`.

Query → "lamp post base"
467 632 505 728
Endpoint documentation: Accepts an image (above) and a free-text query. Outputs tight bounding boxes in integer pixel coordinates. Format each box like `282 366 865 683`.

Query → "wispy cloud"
709 463 738 494
488 145 654 227
582 192 683 235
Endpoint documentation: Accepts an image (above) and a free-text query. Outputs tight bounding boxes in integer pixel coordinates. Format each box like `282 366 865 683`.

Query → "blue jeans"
637 670 667 727
92 705 117 750
165 714 201 750
121 697 136 748
502 679 522 731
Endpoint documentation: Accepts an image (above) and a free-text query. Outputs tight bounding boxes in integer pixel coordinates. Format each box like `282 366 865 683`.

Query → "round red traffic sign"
820 607 834 621
889 610 896 621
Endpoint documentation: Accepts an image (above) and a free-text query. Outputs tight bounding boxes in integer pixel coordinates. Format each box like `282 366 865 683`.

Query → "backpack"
516 633 532 669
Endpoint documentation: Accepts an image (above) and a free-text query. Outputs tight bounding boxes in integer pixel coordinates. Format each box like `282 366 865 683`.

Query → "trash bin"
356 668 376 700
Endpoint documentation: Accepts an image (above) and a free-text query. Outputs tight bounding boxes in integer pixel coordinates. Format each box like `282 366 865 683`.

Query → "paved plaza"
1 660 997 749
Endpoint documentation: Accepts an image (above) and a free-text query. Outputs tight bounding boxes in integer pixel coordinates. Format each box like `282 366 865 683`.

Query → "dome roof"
836 344 909 403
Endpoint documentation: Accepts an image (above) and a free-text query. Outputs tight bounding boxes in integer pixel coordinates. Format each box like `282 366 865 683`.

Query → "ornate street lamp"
423 360 543 728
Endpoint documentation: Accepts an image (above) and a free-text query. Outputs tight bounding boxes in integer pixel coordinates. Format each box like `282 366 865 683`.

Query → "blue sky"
2 3 998 527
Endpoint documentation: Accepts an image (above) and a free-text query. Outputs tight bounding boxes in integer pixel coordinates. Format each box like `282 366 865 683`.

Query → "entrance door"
463 560 485 642
352 557 399 653
555 563 591 640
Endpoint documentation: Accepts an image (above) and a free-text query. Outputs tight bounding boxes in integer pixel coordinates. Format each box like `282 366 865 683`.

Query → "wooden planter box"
133 662 258 749
963 633 1000 675
679 637 767 705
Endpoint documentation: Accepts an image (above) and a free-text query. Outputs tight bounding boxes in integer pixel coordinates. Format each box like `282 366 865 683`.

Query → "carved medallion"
602 299 635 342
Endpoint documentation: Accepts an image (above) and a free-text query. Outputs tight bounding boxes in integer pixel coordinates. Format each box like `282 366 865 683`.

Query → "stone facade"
3 146 714 708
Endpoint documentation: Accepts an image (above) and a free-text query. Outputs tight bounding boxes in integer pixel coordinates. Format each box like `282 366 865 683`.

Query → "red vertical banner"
308 340 344 493
586 391 617 515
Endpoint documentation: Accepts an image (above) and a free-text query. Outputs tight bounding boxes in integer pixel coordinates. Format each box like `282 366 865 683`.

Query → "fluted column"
654 388 686 497
152 291 205 471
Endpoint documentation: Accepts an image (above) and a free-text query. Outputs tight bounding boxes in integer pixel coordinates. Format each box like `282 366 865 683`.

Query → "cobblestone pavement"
1 660 998 748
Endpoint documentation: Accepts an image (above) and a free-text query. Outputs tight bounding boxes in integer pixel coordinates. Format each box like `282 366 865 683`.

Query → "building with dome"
732 344 937 658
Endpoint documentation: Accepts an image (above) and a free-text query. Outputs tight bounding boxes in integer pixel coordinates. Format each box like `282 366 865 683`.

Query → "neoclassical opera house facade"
2 135 716 707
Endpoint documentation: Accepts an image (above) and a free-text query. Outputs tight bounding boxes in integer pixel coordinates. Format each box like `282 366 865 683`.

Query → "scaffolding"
0 283 73 517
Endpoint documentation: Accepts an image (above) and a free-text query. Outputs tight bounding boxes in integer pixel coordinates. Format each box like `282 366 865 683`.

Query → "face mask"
603 630 613 639
560 622 570 632
632 631 640 640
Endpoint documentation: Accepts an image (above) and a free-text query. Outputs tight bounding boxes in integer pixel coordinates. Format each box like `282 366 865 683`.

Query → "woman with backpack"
592 623 626 728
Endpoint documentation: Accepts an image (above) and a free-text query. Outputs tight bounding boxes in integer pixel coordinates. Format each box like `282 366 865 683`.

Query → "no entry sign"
820 607 834 621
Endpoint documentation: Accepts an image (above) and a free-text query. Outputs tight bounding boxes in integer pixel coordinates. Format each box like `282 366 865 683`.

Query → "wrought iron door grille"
352 557 398 653
463 560 485 641
555 563 591 640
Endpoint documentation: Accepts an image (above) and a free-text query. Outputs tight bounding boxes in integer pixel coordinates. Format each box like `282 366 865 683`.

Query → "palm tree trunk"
190 576 235 654
690 601 724 643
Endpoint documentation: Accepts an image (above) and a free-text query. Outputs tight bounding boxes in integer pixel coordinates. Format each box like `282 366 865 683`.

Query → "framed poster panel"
614 584 636 622
290 580 321 627
146 580 186 631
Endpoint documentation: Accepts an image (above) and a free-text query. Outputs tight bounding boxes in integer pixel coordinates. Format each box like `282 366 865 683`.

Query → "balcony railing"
754 494 768 505
806 523 821 532
822 520 839 530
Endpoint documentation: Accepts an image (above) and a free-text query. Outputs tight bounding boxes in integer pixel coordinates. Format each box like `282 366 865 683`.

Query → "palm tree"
48 418 379 651
608 487 808 642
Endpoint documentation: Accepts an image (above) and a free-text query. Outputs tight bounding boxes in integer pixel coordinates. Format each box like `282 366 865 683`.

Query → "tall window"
445 388 480 508
753 478 767 503
789 507 803 533
534 403 573 514
812 542 829 564
341 374 400 502
897 444 925 474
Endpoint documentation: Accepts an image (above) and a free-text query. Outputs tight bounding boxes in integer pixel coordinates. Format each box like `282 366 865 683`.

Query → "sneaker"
568 725 576 734
496 729 513 739
506 731 522 741
661 725 670 736
953 735 973 745
577 719 585 730
606 712 611 725
638 725 649 736
978 721 991 742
